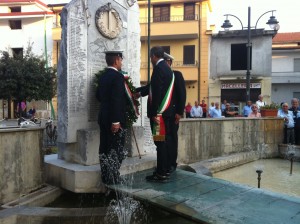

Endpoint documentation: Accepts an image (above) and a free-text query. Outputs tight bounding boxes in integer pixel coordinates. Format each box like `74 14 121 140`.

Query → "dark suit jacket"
96 68 126 130
173 70 186 116
136 60 174 118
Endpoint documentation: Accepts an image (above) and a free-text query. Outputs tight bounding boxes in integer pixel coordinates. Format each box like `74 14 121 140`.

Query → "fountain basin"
0 127 44 204
278 144 300 161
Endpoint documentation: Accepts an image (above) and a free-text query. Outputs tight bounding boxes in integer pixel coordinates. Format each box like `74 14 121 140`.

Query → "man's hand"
152 116 160 124
175 114 181 124
111 123 120 133
134 92 141 99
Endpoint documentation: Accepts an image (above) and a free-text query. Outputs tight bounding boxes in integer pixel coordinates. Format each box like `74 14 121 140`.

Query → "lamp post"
221 7 279 102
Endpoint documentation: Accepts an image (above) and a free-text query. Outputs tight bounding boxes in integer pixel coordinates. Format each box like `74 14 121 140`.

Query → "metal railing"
140 14 198 24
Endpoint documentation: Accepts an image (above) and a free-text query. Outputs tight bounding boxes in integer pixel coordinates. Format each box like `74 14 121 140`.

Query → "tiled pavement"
110 169 300 224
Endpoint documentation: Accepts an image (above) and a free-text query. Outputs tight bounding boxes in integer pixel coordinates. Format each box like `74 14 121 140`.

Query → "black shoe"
146 173 168 183
170 166 176 173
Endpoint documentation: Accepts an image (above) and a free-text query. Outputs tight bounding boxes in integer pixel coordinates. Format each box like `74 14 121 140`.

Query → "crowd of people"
184 95 300 145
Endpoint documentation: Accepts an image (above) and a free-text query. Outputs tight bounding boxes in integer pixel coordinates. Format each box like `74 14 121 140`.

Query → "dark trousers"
284 127 295 144
294 127 300 145
151 116 171 176
168 113 179 169
99 125 126 184
186 112 191 118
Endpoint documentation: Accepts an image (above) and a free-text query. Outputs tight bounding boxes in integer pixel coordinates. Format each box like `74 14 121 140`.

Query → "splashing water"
285 144 296 160
105 196 148 224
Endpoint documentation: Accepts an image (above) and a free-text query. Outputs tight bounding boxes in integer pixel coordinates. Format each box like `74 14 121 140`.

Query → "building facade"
271 32 300 104
0 0 54 118
210 29 277 111
138 0 212 105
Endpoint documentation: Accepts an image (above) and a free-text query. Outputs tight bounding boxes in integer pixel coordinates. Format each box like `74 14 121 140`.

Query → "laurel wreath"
94 69 140 127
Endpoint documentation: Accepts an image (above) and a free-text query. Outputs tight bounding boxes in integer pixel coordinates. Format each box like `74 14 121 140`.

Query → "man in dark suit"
164 53 186 173
136 46 174 182
96 50 127 185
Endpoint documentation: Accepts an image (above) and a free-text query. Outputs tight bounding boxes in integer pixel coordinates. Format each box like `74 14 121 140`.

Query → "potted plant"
260 102 281 117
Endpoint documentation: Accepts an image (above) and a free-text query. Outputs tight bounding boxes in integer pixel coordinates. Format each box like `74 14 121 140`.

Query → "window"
153 5 170 22
231 43 252 70
184 3 195 20
9 6 21 12
9 20 22 29
161 46 170 54
293 92 300 100
12 48 23 58
183 45 195 65
294 58 300 72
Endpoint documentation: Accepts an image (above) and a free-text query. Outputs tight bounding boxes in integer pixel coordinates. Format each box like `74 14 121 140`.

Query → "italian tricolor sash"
152 73 175 141
124 74 139 117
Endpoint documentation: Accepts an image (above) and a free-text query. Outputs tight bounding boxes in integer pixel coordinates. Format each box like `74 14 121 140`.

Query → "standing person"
224 103 238 117
289 98 300 144
243 101 252 117
256 94 265 111
96 50 127 185
221 99 227 114
190 101 203 118
278 103 295 144
208 102 215 117
199 100 207 118
210 102 222 118
248 104 261 118
164 52 186 173
135 46 174 182
185 102 192 118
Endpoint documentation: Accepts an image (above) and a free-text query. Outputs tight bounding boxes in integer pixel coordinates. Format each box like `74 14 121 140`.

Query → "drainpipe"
197 3 201 102
147 0 151 83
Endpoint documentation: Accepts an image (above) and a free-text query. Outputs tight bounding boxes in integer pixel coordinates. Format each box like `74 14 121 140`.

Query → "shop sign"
221 83 261 89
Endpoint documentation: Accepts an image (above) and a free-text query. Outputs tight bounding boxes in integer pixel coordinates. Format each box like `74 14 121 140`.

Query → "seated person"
224 103 238 117
248 104 261 118
27 106 36 118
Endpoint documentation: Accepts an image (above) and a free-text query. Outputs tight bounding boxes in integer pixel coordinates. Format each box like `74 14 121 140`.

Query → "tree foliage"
0 45 56 102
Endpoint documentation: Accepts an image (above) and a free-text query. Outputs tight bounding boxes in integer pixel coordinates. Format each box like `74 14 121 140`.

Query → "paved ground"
110 169 300 224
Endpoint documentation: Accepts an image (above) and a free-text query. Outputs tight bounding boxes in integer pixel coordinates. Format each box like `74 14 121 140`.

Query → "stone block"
127 126 145 158
77 129 100 165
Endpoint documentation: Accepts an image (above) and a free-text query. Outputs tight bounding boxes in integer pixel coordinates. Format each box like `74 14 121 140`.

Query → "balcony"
140 61 199 82
140 15 199 40
271 71 300 83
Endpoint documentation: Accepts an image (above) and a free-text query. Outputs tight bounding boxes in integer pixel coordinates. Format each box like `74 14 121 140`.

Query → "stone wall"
0 128 44 204
177 117 284 164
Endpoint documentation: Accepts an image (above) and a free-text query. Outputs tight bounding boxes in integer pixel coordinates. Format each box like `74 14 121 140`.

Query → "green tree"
0 45 56 117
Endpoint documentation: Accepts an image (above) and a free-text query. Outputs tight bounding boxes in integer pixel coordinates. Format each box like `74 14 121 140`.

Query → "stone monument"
57 0 143 166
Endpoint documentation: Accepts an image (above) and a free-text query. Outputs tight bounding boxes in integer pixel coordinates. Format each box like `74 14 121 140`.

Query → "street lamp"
221 7 279 102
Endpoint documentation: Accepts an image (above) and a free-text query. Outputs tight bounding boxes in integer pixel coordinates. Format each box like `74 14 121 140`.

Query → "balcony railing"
140 15 198 24
141 60 198 68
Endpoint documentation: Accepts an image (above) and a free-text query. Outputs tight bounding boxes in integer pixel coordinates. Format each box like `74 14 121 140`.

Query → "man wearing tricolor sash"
164 53 186 174
136 46 174 182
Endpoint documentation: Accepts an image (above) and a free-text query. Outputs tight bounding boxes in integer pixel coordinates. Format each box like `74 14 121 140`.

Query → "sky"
210 0 300 33
42 0 300 33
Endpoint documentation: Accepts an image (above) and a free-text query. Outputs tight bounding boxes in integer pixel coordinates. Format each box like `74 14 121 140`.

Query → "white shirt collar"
106 66 118 72
156 58 164 65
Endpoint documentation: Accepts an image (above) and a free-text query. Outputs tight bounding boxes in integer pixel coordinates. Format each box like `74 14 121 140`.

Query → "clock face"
95 4 122 39
127 0 137 7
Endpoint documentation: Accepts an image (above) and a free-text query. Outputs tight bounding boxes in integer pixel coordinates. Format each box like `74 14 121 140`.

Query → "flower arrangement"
260 102 281 110
94 69 140 127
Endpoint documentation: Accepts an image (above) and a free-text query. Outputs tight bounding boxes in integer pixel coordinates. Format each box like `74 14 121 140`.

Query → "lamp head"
221 19 232 31
266 15 279 30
